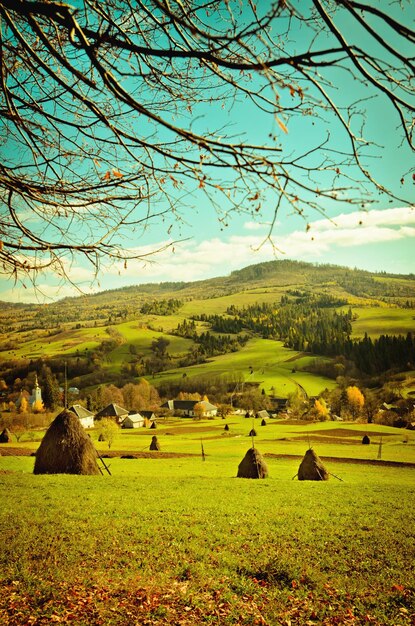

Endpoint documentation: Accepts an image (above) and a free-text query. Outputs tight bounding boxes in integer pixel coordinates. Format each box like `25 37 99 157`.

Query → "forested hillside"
1 260 414 412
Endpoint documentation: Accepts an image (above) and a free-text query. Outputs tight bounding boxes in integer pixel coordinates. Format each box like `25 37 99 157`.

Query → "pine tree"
42 373 61 410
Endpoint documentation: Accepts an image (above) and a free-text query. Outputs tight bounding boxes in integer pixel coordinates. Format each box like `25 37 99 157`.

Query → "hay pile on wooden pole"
224 423 229 431
297 448 329 481
34 409 100 475
248 428 257 437
362 434 370 445
237 447 268 479
150 435 160 451
0 428 12 443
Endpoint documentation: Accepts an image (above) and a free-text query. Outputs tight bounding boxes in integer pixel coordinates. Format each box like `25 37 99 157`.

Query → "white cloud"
243 220 272 231
2 205 414 303
1 282 91 304
308 206 415 233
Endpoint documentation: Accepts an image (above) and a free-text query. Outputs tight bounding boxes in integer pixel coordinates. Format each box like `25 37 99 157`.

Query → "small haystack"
150 435 160 451
249 428 257 437
237 447 268 479
0 428 12 443
98 433 105 442
362 434 370 445
261 418 267 426
34 409 100 475
224 423 229 432
297 448 329 481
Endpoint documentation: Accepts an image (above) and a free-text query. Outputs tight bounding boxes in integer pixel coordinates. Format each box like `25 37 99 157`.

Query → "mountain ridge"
3 259 414 308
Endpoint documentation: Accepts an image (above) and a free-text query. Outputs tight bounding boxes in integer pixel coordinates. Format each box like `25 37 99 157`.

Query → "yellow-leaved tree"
346 386 365 420
32 399 44 414
19 396 29 414
314 398 330 422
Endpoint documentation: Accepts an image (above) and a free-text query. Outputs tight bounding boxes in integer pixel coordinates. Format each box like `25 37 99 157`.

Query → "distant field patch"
351 306 415 338
151 337 336 397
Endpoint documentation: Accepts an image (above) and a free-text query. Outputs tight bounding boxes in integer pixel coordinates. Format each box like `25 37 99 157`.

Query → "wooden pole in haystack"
96 447 112 475
64 361 68 409
377 436 383 460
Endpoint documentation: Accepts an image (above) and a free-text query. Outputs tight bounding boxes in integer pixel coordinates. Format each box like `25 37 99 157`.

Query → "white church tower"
29 374 43 408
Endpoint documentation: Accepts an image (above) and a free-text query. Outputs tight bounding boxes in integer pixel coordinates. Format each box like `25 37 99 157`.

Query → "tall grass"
1 419 415 625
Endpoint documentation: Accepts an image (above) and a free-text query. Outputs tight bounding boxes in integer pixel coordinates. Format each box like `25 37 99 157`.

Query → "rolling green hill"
1 260 414 398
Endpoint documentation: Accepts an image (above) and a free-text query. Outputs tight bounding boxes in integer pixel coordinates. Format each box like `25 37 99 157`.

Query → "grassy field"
351 307 415 339
151 338 336 398
1 418 415 625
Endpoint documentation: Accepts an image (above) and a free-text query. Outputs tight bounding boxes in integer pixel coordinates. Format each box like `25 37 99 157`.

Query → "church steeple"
30 373 42 408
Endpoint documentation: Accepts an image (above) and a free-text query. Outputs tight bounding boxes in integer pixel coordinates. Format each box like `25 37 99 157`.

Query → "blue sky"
1 2 414 303
2 203 414 303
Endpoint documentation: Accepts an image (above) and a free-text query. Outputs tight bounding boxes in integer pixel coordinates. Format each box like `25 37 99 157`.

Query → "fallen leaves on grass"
1 579 414 625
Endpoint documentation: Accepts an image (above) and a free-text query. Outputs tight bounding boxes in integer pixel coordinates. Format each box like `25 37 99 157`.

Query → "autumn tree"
193 402 205 421
32 399 44 414
150 338 170 361
0 1 413 287
138 379 160 410
121 380 160 411
12 424 27 442
312 398 330 422
287 389 309 420
100 384 125 408
243 387 273 413
18 396 29 414
362 388 379 424
346 385 365 420
96 418 119 450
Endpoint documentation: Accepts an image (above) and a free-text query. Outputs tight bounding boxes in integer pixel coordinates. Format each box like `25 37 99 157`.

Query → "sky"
1 2 414 304
2 204 414 303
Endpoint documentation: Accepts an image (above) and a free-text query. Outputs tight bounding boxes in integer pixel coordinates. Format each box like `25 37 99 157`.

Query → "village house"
121 412 145 429
161 399 218 418
140 410 157 428
256 409 270 421
95 403 129 424
68 404 95 429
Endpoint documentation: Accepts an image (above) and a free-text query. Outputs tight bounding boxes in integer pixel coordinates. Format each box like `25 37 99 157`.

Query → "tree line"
140 299 183 316
226 297 353 356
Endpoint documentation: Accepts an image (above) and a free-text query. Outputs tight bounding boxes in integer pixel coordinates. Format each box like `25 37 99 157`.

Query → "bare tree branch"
0 0 413 288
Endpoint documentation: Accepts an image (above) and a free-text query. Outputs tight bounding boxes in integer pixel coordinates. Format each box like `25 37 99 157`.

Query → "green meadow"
151 338 336 397
2 283 414 397
351 307 415 339
1 418 415 625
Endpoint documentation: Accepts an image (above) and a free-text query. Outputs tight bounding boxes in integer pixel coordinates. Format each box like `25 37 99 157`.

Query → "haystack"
237 447 268 479
150 435 160 451
249 428 257 437
297 448 329 481
261 418 267 426
0 428 12 443
34 409 100 475
98 433 105 442
224 423 229 431
362 434 370 445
